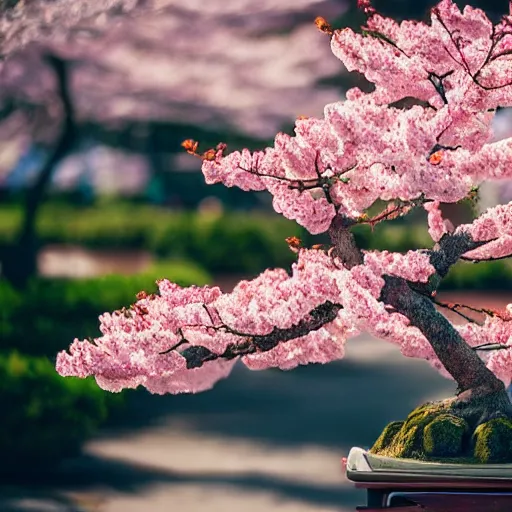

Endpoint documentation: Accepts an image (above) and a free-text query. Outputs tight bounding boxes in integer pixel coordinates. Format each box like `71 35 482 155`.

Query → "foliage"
1 202 510 287
441 259 512 290
0 202 315 274
0 350 119 470
0 260 211 357
0 0 347 143
0 261 209 469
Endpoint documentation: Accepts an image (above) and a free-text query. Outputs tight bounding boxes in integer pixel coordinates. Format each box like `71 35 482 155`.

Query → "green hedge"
352 223 434 252
441 259 512 290
147 212 317 274
0 203 439 274
0 203 315 274
0 202 511 288
1 260 211 358
0 260 210 471
0 350 121 471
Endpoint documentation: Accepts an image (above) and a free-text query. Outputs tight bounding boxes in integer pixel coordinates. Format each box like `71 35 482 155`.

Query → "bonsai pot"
345 447 512 511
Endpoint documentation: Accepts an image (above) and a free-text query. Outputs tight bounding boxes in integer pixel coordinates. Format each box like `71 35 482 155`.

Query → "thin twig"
461 253 512 263
433 298 483 325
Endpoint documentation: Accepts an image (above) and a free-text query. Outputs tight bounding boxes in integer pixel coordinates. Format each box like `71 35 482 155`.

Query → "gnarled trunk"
329 215 511 423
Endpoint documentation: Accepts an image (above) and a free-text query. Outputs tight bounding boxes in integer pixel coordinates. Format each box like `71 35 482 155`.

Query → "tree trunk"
2 55 76 287
329 215 512 424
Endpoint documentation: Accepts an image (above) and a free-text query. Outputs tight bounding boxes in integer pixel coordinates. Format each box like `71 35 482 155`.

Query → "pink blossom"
56 282 240 393
212 249 342 336
202 149 267 191
332 1 512 110
199 0 512 229
456 202 512 259
243 326 346 371
456 316 512 385
424 201 454 242
363 250 436 283
57 1 512 393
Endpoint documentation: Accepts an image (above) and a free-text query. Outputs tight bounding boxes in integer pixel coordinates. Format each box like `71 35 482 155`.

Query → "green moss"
406 401 446 421
474 418 512 463
372 402 470 460
391 425 420 458
370 421 403 453
423 414 467 457
372 402 512 463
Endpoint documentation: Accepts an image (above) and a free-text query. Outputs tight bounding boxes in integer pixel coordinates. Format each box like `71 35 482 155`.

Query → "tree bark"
328 214 507 400
3 55 76 287
328 214 363 268
381 275 505 397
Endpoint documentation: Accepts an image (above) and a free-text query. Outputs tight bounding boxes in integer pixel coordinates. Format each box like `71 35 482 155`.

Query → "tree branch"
20 54 76 241
327 217 506 397
177 218 504 396
428 232 485 278
381 230 506 396
181 301 342 369
381 275 504 395
432 298 483 325
328 214 363 269
461 253 512 263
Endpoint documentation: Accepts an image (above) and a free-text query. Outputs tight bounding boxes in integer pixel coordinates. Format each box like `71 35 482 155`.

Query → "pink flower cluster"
56 283 237 393
424 201 454 242
56 248 441 393
202 1 512 233
456 201 512 259
332 1 512 110
363 250 436 283
457 314 512 385
57 1 512 393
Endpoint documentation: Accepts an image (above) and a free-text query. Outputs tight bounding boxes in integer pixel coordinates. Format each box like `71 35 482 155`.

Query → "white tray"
346 447 512 484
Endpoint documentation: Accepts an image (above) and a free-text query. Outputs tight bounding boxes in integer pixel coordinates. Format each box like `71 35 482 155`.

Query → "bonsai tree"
57 0 512 463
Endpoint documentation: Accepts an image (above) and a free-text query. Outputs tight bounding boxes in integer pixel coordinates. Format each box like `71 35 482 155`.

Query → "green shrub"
0 350 119 470
0 203 314 274
0 260 211 357
352 222 434 252
0 203 21 245
0 202 511 287
148 212 313 273
441 260 512 290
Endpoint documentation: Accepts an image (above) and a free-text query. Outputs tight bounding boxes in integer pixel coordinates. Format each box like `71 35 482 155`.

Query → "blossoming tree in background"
57 0 512 462
0 0 349 286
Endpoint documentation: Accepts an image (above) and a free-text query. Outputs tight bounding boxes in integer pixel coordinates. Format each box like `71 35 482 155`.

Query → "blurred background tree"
1 0 511 286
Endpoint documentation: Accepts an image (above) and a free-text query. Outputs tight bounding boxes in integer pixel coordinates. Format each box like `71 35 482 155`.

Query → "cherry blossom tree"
0 0 349 286
57 0 512 460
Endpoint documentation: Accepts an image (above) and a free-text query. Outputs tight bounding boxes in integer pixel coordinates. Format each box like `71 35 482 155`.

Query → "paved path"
1 335 456 512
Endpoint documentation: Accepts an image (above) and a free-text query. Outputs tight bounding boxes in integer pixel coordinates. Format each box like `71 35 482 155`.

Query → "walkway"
1 334 455 511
